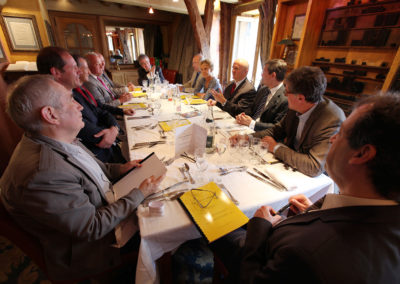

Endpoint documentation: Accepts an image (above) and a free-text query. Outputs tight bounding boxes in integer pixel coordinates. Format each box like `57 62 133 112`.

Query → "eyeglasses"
190 188 217 208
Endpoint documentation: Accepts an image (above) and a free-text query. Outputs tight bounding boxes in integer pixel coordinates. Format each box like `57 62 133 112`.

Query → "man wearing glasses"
231 66 345 177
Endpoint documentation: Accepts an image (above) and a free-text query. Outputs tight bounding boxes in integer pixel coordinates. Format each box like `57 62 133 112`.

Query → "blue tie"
192 72 200 88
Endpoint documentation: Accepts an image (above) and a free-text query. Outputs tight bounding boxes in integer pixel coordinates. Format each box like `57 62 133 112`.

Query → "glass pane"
64 24 79 48
77 24 94 49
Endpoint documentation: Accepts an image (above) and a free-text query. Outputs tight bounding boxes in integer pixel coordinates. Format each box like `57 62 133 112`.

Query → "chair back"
163 69 178 84
0 198 47 272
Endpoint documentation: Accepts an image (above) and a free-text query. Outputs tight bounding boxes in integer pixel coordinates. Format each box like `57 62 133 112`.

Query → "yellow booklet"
119 103 147 109
131 92 147 98
183 98 207 105
179 182 249 243
180 95 200 100
159 119 191 132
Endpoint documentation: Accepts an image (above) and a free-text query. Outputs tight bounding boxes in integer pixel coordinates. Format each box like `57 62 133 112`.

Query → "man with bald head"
84 52 131 107
208 58 256 117
182 53 203 92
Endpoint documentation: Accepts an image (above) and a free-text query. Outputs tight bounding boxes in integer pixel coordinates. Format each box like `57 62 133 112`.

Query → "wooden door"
49 12 101 55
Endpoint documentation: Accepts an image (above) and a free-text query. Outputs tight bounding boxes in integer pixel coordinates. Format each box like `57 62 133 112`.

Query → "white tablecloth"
123 93 334 284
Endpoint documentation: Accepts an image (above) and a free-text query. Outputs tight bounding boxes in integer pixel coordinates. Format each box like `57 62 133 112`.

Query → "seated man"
96 52 135 95
208 59 256 117
231 66 345 177
0 75 163 281
138 54 165 86
182 53 203 92
236 59 288 131
84 52 131 107
213 94 400 283
36 46 126 163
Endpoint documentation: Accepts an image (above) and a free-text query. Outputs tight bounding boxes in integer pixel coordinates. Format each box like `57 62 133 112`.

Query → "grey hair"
84 51 99 67
6 75 61 134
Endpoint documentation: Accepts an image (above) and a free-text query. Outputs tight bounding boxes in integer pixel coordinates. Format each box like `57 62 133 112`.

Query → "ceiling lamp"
148 6 154 14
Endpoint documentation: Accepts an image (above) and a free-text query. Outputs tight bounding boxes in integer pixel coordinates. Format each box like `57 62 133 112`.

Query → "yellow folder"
131 92 147 98
118 103 147 109
183 98 207 105
179 182 249 243
159 119 191 132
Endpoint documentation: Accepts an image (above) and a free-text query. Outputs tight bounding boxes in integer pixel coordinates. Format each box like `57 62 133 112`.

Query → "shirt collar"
269 82 283 97
321 193 398 210
234 77 246 87
297 102 318 122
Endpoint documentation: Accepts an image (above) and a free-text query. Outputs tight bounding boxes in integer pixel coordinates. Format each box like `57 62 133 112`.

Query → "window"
231 10 262 86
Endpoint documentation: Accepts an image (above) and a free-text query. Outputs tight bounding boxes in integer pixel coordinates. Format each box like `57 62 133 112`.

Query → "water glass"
142 80 148 91
215 137 227 156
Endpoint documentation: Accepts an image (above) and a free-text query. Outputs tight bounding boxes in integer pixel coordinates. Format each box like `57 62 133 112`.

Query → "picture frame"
0 13 42 51
0 37 7 63
291 14 306 41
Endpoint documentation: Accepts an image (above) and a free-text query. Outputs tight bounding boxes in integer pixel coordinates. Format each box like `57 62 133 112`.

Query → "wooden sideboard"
110 69 139 86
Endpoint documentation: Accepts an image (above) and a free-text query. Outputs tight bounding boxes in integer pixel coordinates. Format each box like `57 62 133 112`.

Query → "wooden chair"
162 69 178 84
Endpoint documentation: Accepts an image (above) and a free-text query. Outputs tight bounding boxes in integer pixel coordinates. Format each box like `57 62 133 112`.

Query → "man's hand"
119 92 131 103
289 194 312 214
127 82 135 92
229 134 249 146
254 205 282 226
123 108 135 116
120 159 142 175
94 126 119 148
207 99 217 106
236 112 252 126
210 89 226 104
196 93 206 99
261 136 277 152
138 174 165 197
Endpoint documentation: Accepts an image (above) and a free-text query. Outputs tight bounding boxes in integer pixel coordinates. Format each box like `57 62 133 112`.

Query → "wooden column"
203 0 214 44
184 0 210 58
219 2 232 87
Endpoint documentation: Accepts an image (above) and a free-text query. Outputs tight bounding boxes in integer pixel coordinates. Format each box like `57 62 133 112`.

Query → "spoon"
184 163 195 184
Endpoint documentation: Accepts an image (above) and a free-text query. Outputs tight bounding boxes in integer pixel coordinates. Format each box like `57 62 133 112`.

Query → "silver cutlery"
260 168 288 191
219 166 247 176
246 170 284 191
127 115 152 120
131 141 166 150
218 184 239 205
159 130 167 139
183 163 195 184
179 167 188 180
145 180 189 201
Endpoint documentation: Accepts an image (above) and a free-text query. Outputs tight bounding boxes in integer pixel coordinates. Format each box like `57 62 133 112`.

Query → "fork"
219 166 247 176
218 184 239 205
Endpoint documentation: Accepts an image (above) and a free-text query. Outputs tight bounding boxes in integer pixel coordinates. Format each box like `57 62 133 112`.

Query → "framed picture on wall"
291 14 306 41
0 37 7 63
0 13 42 51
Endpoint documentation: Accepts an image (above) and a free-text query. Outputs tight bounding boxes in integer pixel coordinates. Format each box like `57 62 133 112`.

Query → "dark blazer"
241 205 400 284
84 75 120 107
73 89 125 163
0 134 144 281
217 78 256 117
138 65 165 86
254 98 345 177
252 85 288 131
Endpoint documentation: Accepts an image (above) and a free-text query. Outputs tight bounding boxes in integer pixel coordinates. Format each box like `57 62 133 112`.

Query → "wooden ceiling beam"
203 0 214 44
184 0 210 58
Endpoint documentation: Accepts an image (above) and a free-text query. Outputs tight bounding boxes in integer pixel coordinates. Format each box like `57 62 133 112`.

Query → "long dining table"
122 88 334 284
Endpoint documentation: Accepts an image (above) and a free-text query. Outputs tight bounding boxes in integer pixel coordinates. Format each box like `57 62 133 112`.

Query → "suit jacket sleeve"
240 217 312 283
97 101 123 116
84 80 120 108
20 165 144 242
157 66 165 83
222 89 257 117
254 99 288 131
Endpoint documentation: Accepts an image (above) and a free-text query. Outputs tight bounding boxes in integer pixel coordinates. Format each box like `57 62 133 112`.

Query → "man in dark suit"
231 66 345 177
137 54 165 86
236 59 288 131
37 47 126 163
1 74 163 281
214 94 400 284
208 59 256 117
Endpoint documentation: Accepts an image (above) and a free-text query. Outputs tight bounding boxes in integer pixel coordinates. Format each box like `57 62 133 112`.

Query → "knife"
246 170 284 191
262 168 288 191
253 168 287 191
128 116 151 120
145 181 189 200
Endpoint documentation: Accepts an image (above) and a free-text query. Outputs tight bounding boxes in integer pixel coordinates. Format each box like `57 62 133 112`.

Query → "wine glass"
142 80 148 91
153 102 161 116
215 137 227 156
194 148 209 183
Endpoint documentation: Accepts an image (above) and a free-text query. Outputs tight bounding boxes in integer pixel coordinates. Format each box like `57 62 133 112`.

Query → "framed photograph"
0 13 42 51
0 37 7 63
291 14 306 41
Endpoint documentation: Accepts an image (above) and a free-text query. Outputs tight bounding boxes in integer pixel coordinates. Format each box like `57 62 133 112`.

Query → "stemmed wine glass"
194 148 209 184
142 80 148 92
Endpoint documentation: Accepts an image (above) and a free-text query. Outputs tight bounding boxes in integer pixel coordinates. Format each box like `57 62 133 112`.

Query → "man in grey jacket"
0 75 163 281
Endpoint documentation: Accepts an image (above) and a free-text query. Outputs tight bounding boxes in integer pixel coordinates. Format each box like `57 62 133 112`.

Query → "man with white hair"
0 74 163 281
182 53 203 92
208 58 256 117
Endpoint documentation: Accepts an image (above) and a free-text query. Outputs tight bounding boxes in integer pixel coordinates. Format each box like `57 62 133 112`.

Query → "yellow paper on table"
134 87 142 92
119 103 147 109
178 182 249 243
159 119 191 132
183 98 207 105
131 92 147 98
180 95 200 100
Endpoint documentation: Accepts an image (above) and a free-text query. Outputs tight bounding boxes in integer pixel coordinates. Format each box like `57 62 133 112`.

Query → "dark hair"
286 66 326 103
265 59 287 81
348 93 400 200
36 46 69 74
72 54 83 67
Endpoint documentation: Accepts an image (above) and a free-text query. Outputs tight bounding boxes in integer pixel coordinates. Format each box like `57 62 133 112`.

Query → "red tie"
75 87 98 107
230 82 236 95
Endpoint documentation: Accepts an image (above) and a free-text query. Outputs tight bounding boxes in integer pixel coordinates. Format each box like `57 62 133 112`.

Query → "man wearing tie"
235 59 288 131
208 59 256 117
84 52 131 107
182 53 203 92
